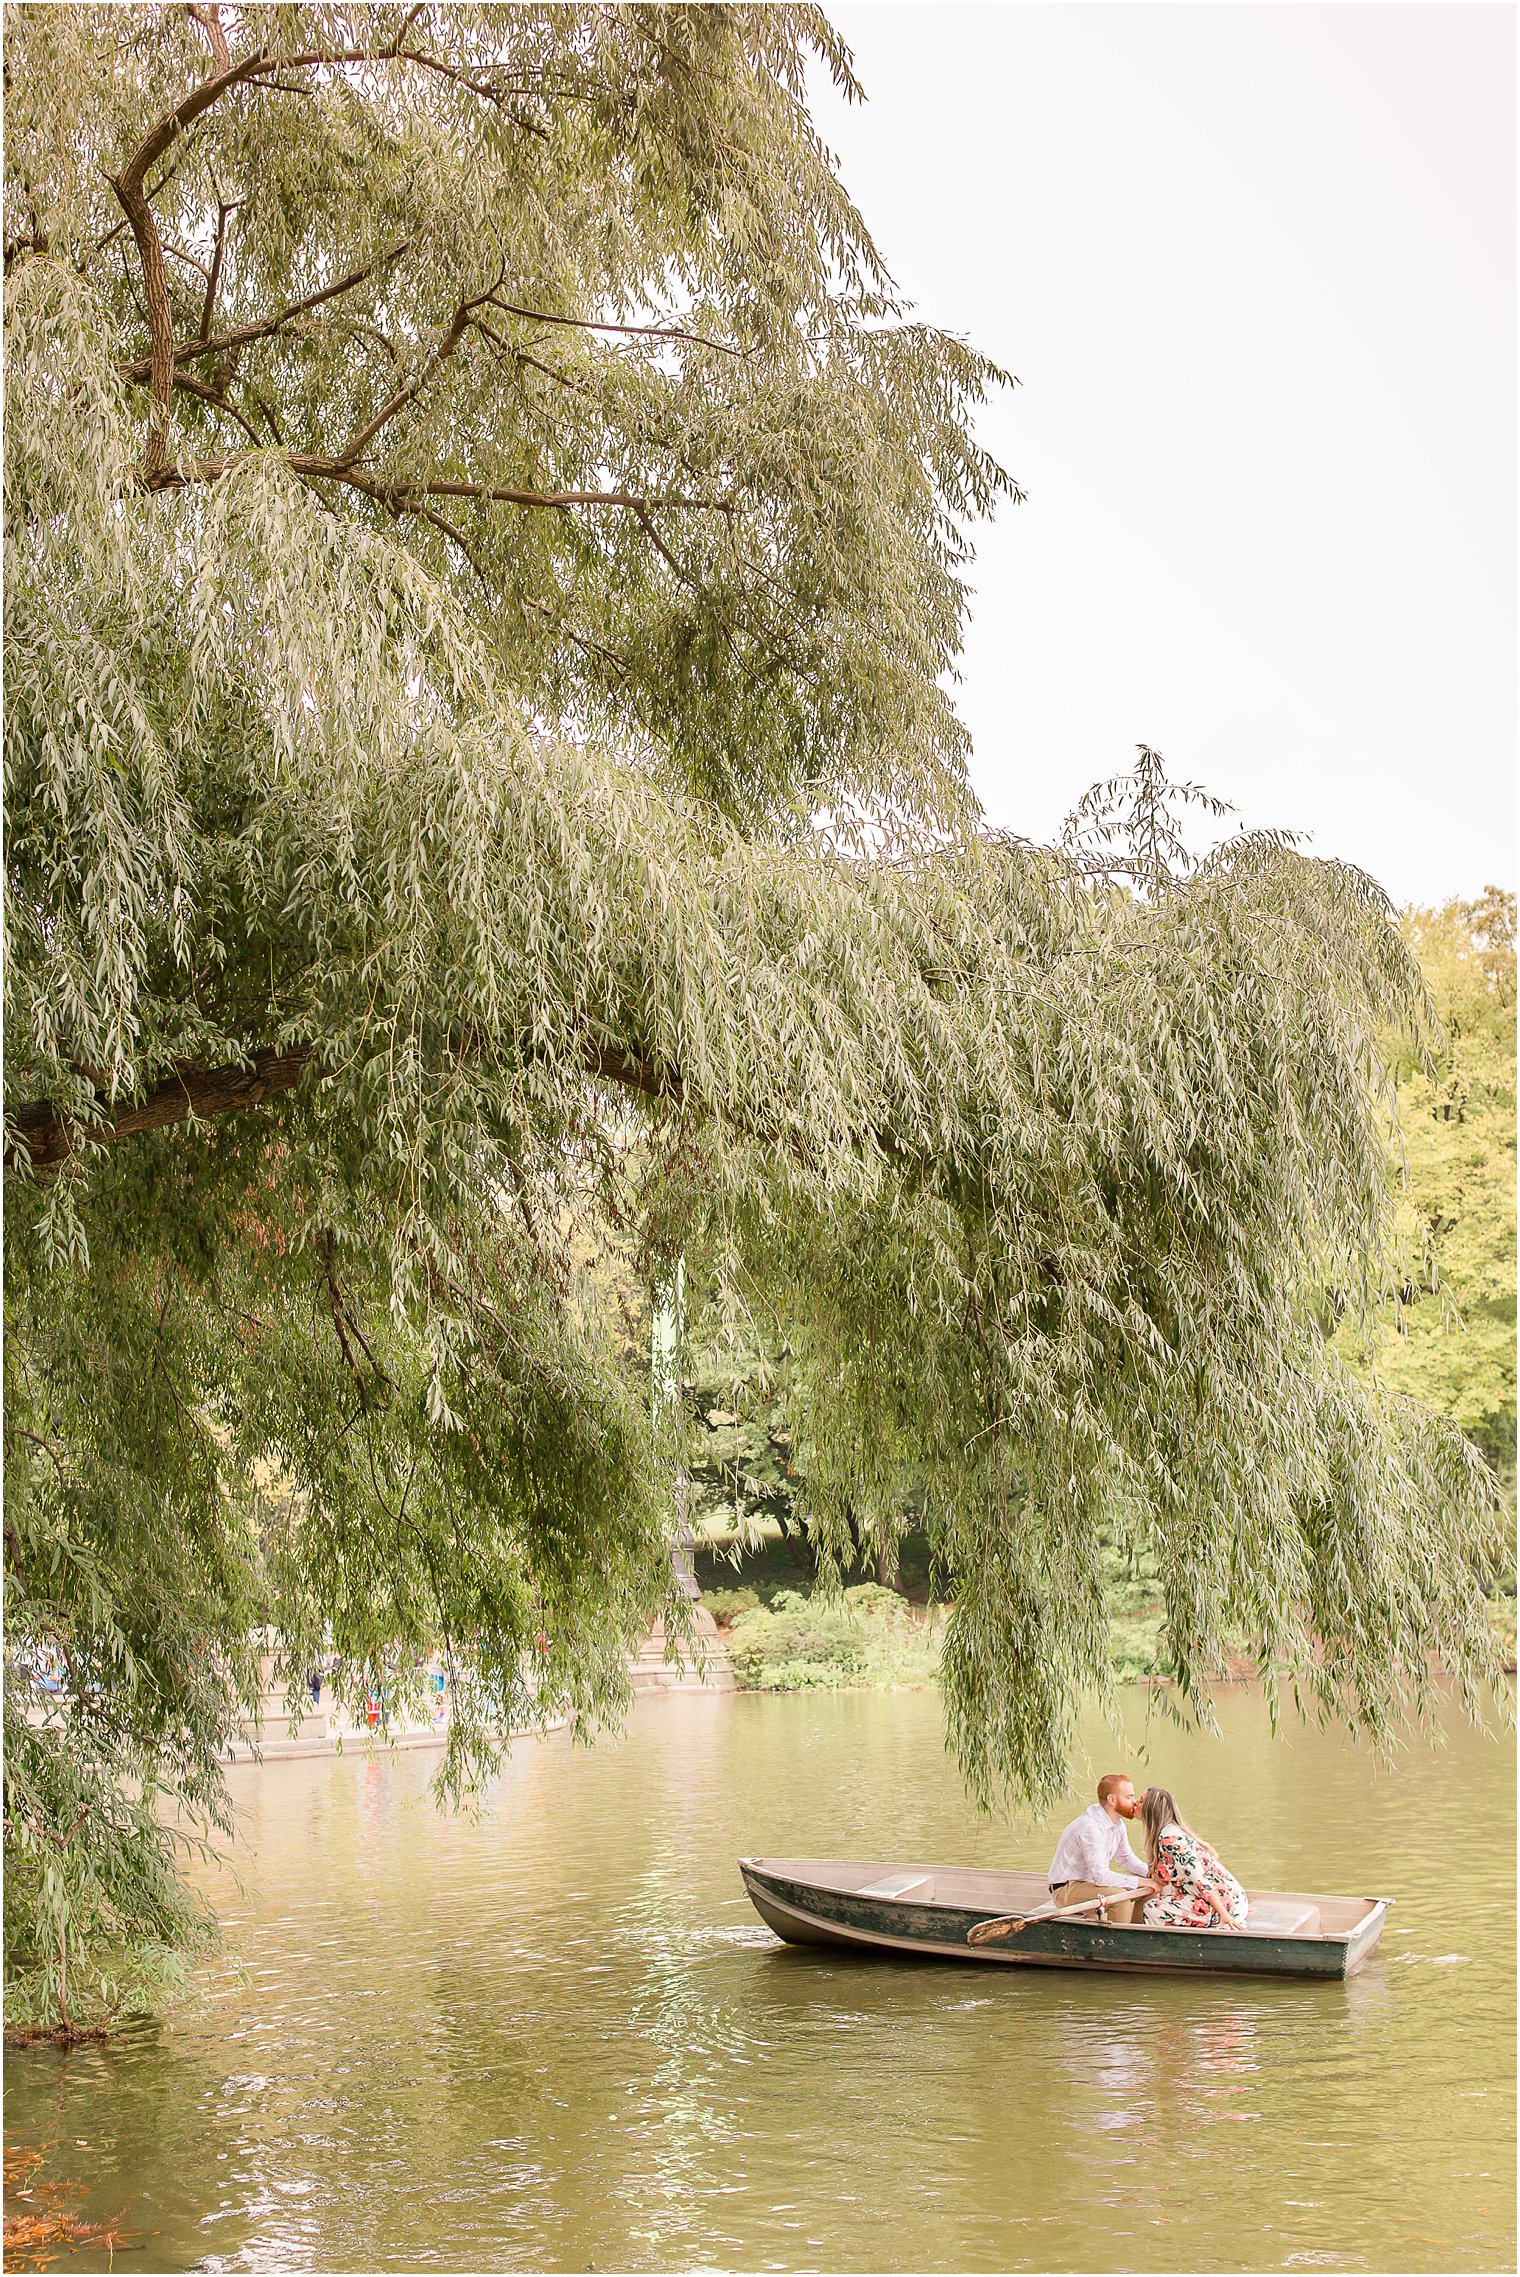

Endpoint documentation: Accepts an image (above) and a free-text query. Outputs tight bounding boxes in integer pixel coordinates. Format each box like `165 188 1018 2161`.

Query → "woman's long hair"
1140 1785 1202 1867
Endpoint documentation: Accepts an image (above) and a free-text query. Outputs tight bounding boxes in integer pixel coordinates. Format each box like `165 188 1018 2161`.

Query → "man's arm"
1111 1824 1149 1880
1076 1820 1142 1890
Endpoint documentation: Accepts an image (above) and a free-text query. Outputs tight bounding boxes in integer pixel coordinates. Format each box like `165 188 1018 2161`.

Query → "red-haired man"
1046 1774 1154 1924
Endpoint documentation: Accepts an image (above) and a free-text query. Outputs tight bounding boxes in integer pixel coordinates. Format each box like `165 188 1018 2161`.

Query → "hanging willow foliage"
3 4 1505 2028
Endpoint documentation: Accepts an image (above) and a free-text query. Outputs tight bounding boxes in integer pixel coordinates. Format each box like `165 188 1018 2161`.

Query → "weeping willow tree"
3 4 1505 2030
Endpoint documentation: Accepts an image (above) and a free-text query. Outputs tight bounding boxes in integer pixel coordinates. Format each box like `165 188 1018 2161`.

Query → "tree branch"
115 48 274 202
107 180 178 478
633 502 708 596
319 1230 392 1408
247 383 285 445
521 593 635 679
106 36 280 479
116 247 412 382
4 1027 922 1206
417 476 733 513
413 502 493 590
143 448 735 515
398 45 546 116
102 25 737 500
199 197 239 343
6 1047 316 1171
5 1036 682 1178
187 3 232 76
472 323 595 400
163 241 211 282
486 297 748 358
168 368 266 445
335 273 500 466
6 1428 70 1482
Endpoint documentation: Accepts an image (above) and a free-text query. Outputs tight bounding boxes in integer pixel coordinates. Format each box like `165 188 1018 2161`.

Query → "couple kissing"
1047 1773 1250 1931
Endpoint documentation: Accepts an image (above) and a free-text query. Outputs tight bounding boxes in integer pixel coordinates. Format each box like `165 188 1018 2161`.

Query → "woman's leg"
1143 1893 1206 1928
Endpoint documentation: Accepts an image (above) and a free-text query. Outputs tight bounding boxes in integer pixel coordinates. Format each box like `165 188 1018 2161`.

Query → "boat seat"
1244 1899 1321 1937
855 1872 934 1901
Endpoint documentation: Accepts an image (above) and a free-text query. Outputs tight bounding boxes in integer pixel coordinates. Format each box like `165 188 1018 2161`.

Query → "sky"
808 2 1516 906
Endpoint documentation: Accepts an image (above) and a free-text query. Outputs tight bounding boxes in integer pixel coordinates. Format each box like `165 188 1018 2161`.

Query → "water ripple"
4 1688 1513 2274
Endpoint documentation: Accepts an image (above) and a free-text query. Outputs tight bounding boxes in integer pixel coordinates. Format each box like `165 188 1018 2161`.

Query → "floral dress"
1142 1827 1250 1929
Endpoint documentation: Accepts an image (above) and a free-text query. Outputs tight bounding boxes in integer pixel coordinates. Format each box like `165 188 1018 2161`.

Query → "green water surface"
4 1686 1513 2272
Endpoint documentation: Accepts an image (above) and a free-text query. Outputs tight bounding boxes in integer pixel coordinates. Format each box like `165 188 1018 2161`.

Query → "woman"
1139 1787 1250 1930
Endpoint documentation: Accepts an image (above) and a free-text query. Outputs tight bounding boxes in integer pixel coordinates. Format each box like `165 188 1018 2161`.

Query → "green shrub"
1107 1607 1169 1680
700 1586 762 1628
727 1585 941 1692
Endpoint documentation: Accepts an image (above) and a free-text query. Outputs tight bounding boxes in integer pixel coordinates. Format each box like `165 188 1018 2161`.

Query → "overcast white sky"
809 2 1516 905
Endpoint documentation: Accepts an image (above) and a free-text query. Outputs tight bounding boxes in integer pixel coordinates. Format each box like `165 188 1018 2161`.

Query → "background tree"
1350 892 1517 1483
4 4 1505 2029
684 1312 799 1542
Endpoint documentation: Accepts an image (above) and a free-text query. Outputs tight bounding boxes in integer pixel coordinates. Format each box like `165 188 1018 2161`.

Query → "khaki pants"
1050 1879 1141 1925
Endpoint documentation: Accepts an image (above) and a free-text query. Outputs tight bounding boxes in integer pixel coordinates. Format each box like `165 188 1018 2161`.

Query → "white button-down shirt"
1048 1801 1149 1890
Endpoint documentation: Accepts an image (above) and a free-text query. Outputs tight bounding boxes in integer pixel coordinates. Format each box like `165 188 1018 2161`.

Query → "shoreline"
228 1655 1518 1762
219 1715 569 1765
223 1660 733 1765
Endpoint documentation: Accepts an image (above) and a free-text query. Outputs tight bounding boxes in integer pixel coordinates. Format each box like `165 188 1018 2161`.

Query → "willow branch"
414 502 493 588
143 450 735 515
187 4 232 75
633 503 707 595
163 241 210 282
107 180 177 477
5 1032 920 1197
105 38 303 477
418 476 733 513
521 594 635 678
169 369 265 445
198 198 239 343
487 298 748 358
114 49 274 205
335 274 500 466
4 1038 681 1177
116 247 411 383
319 1230 392 1408
6 1047 317 1171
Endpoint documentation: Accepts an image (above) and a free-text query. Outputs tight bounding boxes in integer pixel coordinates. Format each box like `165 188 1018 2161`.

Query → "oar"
966 1889 1140 1945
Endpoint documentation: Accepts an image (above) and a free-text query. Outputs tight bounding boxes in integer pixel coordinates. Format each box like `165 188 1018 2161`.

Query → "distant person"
1139 1786 1249 1930
1047 1773 1153 1923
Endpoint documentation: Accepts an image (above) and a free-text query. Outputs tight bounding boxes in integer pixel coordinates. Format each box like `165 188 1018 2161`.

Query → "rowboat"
739 1857 1390 1981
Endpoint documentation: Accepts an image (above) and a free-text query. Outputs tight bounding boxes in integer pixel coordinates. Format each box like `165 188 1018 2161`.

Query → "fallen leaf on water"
3 2141 131 2272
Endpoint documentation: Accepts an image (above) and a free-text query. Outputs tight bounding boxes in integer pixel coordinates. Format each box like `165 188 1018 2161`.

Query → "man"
1046 1774 1154 1924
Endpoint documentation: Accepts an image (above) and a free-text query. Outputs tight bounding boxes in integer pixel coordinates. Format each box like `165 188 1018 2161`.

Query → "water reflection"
3 1687 1513 2274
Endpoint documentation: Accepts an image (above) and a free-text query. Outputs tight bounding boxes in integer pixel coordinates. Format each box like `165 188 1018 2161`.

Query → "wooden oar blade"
965 1889 1124 1945
966 1914 1029 1945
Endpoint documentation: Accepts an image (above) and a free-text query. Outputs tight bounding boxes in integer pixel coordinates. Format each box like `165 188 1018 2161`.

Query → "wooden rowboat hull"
740 1858 1389 1981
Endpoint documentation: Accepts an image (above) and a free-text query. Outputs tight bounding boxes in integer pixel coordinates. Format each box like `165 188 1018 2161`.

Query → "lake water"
4 1685 1513 2273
